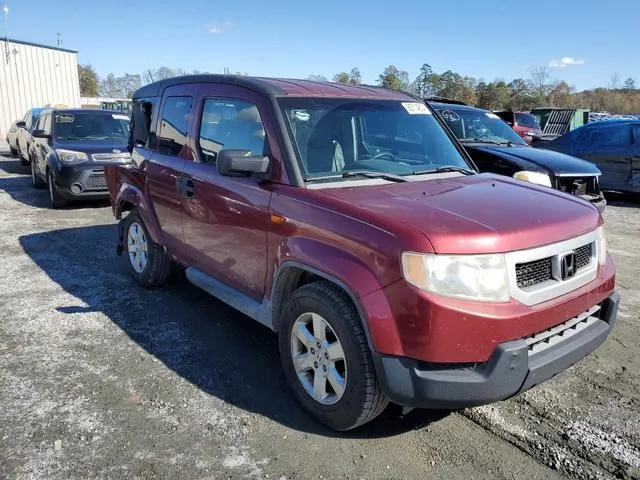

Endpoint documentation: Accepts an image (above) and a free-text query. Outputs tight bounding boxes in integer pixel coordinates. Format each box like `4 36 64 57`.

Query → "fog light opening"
70 183 84 194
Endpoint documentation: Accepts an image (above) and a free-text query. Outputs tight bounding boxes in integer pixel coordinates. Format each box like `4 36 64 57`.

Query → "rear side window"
158 96 193 156
197 98 268 164
587 124 632 147
515 113 541 129
129 97 156 151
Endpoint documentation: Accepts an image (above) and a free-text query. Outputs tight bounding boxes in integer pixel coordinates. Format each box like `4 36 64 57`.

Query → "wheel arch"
270 261 377 352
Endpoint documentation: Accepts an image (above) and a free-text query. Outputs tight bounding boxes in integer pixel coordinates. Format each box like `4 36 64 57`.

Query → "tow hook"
116 217 125 256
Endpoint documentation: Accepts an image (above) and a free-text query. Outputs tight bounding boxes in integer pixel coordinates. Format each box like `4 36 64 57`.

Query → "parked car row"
427 99 607 212
5 106 131 208
100 75 617 432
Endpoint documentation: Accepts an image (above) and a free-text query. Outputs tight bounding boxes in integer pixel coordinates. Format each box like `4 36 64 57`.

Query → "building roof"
0 37 78 54
133 74 419 101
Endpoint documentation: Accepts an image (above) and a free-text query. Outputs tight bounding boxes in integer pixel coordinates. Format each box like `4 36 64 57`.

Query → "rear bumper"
373 291 619 409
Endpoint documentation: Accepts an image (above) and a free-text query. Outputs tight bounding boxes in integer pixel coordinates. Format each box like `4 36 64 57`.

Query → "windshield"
278 98 472 181
52 112 130 140
437 108 527 145
515 113 541 129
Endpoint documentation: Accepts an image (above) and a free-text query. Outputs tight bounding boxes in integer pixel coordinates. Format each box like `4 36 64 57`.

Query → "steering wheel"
369 151 398 162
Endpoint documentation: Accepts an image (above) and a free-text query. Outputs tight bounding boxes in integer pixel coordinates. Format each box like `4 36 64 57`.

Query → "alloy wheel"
290 312 347 405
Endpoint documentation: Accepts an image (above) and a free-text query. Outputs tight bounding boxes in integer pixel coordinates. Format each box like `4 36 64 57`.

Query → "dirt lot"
0 144 638 480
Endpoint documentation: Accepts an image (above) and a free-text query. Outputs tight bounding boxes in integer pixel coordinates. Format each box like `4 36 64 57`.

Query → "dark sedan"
29 109 131 208
533 120 640 194
428 100 606 212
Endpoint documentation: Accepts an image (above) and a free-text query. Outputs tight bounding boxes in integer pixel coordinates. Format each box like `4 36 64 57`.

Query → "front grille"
525 305 601 355
556 176 599 197
86 174 107 189
516 257 552 288
575 243 592 270
516 242 594 289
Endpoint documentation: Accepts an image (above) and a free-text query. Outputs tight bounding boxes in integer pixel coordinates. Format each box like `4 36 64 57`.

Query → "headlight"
401 252 510 302
56 149 88 164
513 171 552 188
596 225 607 266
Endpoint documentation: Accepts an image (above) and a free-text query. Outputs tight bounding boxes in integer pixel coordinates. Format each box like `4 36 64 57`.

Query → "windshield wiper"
459 137 515 146
305 170 408 183
412 166 475 176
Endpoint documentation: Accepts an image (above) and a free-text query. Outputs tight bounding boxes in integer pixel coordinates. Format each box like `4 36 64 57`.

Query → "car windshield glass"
52 112 131 140
515 113 541 129
278 98 472 181
438 108 527 145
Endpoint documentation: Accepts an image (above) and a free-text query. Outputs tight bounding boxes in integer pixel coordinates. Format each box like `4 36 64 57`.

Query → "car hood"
467 145 601 175
320 173 601 254
54 138 129 155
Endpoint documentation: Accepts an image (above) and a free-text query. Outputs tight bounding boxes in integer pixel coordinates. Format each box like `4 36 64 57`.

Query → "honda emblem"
560 252 577 280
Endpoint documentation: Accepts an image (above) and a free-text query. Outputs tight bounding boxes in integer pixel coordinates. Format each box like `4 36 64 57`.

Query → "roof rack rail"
424 97 468 106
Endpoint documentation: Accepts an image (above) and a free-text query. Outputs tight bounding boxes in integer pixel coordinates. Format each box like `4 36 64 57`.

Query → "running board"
185 267 273 330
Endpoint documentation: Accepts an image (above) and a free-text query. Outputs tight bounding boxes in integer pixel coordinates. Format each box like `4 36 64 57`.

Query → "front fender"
115 182 162 245
270 236 403 355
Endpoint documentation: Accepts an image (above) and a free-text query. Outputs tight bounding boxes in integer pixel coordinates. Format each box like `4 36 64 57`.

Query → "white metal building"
1 38 81 138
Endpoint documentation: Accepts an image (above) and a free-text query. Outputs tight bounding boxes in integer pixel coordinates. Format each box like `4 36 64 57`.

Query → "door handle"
177 176 196 197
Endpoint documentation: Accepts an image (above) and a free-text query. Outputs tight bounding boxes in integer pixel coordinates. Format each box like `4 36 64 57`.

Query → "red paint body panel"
318 173 602 254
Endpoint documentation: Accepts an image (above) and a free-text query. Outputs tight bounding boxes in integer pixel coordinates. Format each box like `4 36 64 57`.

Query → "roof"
0 37 78 54
133 74 418 101
39 108 128 115
427 101 487 113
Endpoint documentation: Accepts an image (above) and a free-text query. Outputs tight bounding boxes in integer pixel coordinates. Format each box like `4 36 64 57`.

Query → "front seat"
305 111 351 175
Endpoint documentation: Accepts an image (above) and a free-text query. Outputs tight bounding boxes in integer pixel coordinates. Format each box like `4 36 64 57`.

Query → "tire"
18 146 29 165
278 280 389 431
31 161 46 189
123 210 172 288
10 146 17 155
47 170 67 208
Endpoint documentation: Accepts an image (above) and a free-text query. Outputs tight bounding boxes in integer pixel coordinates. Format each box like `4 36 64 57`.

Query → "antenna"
56 32 62 47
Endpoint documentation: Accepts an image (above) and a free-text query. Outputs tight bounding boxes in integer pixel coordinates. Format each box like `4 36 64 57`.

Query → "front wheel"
18 147 29 166
123 210 172 288
31 161 46 189
47 170 66 208
278 280 389 431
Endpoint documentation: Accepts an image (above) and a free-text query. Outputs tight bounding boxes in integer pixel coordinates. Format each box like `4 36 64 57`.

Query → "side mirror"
218 149 270 177
32 129 50 140
16 121 26 129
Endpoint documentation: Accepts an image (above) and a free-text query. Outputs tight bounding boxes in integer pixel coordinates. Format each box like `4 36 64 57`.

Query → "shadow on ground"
18 224 449 439
603 191 640 209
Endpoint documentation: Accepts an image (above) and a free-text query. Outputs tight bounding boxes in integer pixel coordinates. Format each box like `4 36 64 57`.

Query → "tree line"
78 63 640 114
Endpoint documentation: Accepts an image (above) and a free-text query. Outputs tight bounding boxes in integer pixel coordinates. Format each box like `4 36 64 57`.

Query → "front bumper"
53 164 110 200
373 291 619 409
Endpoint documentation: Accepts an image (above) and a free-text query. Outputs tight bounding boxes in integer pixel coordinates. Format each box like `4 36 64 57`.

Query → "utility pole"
56 32 62 47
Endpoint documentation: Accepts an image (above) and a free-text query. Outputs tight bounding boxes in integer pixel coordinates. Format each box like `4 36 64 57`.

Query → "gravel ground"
0 143 638 480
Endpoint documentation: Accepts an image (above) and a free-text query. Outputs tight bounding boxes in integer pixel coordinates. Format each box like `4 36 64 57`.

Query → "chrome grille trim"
505 229 600 306
526 305 601 356
91 153 130 161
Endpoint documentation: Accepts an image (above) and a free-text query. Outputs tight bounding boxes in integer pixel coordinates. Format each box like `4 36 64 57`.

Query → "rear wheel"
278 280 389 431
123 210 172 288
47 170 66 208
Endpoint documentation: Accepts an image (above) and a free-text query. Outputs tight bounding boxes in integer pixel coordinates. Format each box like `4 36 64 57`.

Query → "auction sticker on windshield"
402 102 431 115
56 114 75 123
